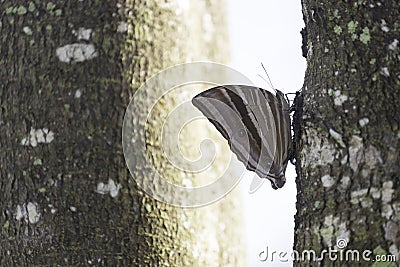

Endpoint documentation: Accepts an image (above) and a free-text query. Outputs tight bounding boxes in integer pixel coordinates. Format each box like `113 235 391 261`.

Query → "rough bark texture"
294 0 400 266
0 1 244 266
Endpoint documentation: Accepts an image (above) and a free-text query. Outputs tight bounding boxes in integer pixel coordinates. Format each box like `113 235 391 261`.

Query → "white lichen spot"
341 154 348 165
380 67 390 77
358 117 369 127
15 204 26 221
349 135 363 171
74 89 82 98
56 43 98 63
370 187 381 199
382 204 393 219
324 215 333 226
302 130 337 168
350 189 368 204
333 90 348 106
21 127 55 147
364 145 382 166
15 202 40 224
380 19 390 32
72 27 93 40
96 182 108 194
360 168 370 179
382 181 393 203
109 179 121 198
321 175 335 188
36 128 45 143
384 221 398 243
70 206 77 212
361 197 373 208
388 39 399 50
96 179 121 198
23 26 32 35
117 21 128 33
27 202 41 224
308 41 313 57
329 128 345 147
336 222 350 245
340 176 350 189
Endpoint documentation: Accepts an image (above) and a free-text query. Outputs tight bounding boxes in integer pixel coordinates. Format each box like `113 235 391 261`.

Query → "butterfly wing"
192 85 285 189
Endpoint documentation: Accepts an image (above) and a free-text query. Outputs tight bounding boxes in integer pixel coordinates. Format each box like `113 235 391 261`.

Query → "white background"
227 1 306 266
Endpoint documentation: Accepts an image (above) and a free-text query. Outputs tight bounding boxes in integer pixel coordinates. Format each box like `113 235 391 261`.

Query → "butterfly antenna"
257 74 271 88
261 63 276 93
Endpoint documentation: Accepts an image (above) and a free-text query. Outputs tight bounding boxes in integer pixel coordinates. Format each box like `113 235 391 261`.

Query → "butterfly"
192 83 292 190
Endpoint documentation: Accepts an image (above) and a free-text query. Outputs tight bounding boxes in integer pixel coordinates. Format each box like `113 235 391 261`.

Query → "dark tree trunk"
294 0 400 266
0 1 244 266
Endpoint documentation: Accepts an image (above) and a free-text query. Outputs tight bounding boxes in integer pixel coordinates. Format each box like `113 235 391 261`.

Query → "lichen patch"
96 179 121 198
15 202 41 224
72 28 93 41
21 127 55 147
56 43 98 63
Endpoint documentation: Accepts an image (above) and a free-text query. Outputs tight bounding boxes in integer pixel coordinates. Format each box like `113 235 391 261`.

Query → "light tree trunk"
294 0 399 266
0 1 244 266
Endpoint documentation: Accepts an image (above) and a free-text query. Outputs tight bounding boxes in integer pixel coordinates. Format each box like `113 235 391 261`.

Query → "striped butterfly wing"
192 85 291 190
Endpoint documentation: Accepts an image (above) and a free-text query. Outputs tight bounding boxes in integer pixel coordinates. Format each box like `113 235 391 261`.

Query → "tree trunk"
0 1 244 266
294 0 399 265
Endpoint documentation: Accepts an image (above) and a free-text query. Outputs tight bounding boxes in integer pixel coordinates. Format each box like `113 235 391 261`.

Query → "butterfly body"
192 85 291 190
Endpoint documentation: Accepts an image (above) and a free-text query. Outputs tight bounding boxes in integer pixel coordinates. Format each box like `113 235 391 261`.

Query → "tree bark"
294 0 399 266
0 1 244 266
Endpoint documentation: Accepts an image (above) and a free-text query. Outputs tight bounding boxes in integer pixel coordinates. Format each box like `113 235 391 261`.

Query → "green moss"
55 9 62 16
38 187 46 193
320 226 334 243
28 2 36 12
33 158 42 166
17 5 27 15
5 6 14 14
370 58 376 65
46 2 56 10
46 24 52 31
2 220 9 229
334 25 342 35
347 21 358 34
360 27 371 44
